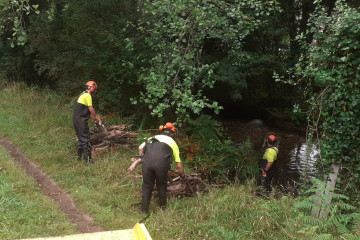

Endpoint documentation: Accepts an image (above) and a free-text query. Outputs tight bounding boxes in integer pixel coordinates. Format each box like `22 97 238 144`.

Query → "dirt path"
0 134 104 234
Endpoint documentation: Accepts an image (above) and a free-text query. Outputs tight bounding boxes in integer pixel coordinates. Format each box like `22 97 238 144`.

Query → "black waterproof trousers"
141 142 173 213
258 159 277 194
73 118 91 163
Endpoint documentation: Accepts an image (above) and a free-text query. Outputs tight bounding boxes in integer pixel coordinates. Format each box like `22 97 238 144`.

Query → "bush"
180 115 256 183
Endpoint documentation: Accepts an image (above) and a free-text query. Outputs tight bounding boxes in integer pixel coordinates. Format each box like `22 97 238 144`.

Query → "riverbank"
1 81 358 239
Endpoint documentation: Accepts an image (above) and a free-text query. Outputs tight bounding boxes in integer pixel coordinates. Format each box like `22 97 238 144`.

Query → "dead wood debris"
90 124 139 153
161 172 208 198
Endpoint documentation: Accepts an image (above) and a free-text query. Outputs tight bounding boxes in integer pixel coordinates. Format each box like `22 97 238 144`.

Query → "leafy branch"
0 0 39 47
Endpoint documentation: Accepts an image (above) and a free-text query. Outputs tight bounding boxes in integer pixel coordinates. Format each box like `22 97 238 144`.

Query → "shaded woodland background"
1 0 356 121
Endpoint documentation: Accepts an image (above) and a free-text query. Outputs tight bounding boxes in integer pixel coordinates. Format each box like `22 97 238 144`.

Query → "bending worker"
138 122 185 213
72 81 102 164
258 132 279 193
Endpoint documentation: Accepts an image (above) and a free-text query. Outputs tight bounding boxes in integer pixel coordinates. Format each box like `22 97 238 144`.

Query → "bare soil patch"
0 133 104 234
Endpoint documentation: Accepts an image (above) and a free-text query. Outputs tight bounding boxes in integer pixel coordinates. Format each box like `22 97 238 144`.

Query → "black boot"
77 148 83 161
159 193 167 210
82 149 93 165
141 197 150 214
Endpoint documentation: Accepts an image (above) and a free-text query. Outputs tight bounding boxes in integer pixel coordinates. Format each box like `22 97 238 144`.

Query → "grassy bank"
1 80 356 239
0 147 76 239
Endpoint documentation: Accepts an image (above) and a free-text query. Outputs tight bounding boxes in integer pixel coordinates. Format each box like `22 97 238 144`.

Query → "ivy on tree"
277 0 360 198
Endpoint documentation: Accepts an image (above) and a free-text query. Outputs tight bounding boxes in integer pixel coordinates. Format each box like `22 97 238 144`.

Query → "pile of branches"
90 124 208 197
161 171 208 198
128 157 207 198
90 124 139 153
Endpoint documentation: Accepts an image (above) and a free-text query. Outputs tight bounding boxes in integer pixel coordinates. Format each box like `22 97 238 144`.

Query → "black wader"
72 93 92 164
258 159 277 193
73 118 91 163
258 147 278 194
141 141 173 213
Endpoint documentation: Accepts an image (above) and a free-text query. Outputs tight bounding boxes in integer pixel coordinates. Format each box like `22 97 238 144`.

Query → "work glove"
260 169 267 178
97 118 104 126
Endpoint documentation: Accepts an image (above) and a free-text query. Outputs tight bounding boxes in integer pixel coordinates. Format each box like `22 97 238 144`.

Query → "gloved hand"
96 117 101 123
262 170 267 178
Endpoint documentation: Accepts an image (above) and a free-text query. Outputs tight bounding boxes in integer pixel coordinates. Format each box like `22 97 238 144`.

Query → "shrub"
180 115 256 183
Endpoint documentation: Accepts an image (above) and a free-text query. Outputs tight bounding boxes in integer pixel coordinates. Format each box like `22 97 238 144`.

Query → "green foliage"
179 115 256 182
184 114 222 140
289 105 307 126
276 0 360 198
0 0 39 47
25 0 143 113
232 7 296 105
0 43 24 80
134 0 280 122
295 179 360 238
0 1 41 82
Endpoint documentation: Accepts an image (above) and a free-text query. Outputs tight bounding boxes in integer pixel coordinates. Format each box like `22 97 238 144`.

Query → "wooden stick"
127 159 142 173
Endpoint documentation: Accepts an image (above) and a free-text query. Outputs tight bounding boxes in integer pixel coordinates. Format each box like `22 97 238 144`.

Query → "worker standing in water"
258 132 279 195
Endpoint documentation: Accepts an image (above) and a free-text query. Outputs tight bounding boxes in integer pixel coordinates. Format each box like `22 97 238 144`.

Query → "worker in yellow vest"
258 132 279 194
138 122 185 213
72 81 102 165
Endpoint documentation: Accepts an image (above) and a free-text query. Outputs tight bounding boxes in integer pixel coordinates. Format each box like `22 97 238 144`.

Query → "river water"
222 119 319 195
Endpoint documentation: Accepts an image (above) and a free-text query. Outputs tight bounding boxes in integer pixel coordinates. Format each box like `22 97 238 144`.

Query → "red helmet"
159 122 176 134
85 81 97 93
267 134 277 145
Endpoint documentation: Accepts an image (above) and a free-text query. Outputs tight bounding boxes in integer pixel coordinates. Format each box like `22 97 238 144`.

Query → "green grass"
0 147 76 239
1 80 358 239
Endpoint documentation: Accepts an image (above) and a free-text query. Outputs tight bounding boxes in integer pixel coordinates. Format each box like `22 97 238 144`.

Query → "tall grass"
146 183 300 239
3 80 356 239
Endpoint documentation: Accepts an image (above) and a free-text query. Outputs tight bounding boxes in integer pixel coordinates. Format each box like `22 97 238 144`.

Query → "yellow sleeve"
263 148 278 163
154 135 181 163
170 141 181 163
77 92 93 107
269 148 278 162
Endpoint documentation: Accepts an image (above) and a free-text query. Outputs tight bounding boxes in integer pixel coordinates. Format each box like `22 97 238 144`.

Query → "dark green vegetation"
275 0 360 198
1 0 360 239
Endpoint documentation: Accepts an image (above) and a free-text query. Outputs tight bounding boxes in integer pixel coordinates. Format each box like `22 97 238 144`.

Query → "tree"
277 0 360 198
134 0 280 123
25 0 143 113
0 0 39 47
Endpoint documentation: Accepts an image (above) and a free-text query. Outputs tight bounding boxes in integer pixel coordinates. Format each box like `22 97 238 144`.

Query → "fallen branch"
90 124 139 154
127 158 142 174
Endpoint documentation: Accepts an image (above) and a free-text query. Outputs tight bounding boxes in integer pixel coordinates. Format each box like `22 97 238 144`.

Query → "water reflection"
287 143 319 179
277 143 319 194
221 120 319 194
